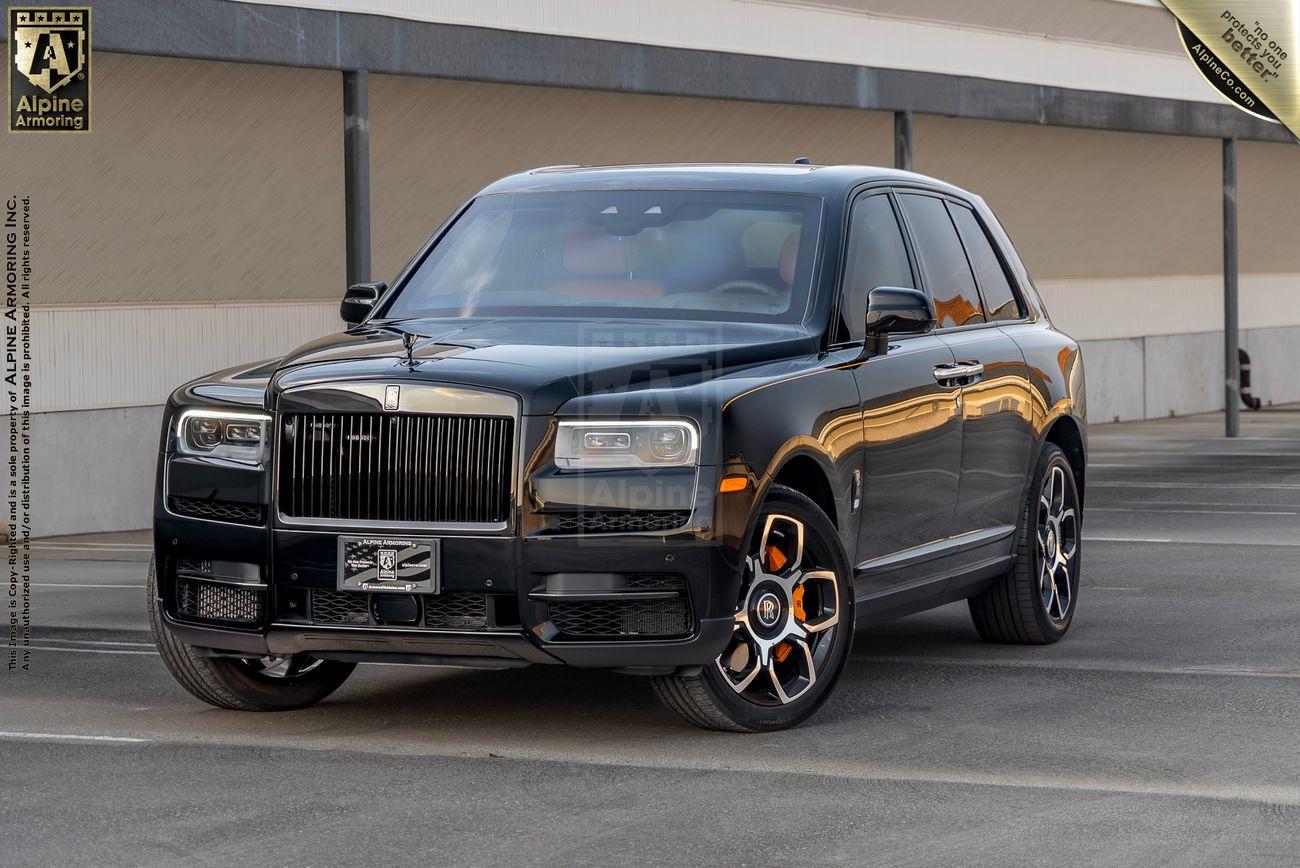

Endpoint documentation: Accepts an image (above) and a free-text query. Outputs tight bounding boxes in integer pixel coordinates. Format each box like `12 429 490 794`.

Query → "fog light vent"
175 578 263 625
550 598 691 638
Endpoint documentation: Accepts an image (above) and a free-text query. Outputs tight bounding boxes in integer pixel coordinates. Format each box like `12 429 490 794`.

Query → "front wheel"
968 442 1081 644
652 485 854 732
147 560 356 710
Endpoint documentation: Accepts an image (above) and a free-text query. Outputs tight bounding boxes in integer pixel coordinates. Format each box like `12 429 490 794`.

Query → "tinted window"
384 190 821 324
835 194 914 341
949 204 1021 322
898 194 984 328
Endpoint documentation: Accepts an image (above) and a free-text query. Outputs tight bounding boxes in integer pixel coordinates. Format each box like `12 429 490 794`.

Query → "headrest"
779 231 800 285
564 228 627 277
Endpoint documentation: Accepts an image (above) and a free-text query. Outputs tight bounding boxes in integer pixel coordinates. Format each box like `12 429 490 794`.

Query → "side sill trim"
856 524 1016 575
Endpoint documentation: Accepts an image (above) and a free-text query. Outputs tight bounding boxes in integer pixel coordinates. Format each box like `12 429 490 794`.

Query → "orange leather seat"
550 228 665 300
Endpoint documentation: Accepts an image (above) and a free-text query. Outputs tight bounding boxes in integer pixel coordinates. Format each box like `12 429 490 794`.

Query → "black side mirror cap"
862 286 934 358
341 281 386 325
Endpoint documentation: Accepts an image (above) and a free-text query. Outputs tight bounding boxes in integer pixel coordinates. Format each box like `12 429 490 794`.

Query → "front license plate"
338 536 440 593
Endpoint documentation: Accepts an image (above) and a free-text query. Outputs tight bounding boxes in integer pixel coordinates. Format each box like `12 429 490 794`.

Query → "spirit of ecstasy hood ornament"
399 331 423 370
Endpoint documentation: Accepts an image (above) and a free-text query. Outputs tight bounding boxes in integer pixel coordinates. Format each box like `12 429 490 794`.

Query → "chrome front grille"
277 413 514 524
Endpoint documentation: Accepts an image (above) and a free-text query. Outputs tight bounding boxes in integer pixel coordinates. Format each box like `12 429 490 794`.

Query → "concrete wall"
31 406 162 537
1082 325 1300 423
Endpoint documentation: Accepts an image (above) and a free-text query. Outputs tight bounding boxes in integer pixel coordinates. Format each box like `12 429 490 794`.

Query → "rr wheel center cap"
753 590 785 631
1045 527 1058 561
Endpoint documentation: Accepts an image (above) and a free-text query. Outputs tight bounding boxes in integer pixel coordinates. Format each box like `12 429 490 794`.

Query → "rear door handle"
933 362 984 386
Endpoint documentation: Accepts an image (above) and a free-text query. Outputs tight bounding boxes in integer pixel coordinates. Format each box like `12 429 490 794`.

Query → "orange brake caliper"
792 583 806 623
764 545 787 572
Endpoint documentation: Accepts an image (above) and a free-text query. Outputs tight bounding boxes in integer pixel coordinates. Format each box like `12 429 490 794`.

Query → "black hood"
269 317 817 415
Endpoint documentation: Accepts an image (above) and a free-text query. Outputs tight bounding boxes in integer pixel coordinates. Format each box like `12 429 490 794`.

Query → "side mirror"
340 281 386 325
862 286 934 358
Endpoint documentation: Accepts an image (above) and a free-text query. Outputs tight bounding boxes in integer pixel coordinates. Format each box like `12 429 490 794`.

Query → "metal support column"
894 109 913 172
343 69 371 288
1223 135 1240 437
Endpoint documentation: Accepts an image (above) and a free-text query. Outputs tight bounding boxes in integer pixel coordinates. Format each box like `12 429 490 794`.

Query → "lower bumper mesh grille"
550 510 690 533
548 574 692 639
309 589 489 630
169 496 264 526
175 578 263 626
550 598 692 638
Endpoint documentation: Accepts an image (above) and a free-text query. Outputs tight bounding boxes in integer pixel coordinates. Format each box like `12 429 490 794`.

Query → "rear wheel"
968 443 1081 644
147 560 355 710
652 485 854 732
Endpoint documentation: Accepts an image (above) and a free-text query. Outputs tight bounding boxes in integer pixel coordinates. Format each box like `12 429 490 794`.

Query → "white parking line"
3 729 1297 807
32 545 152 552
31 583 145 589
1086 535 1300 546
860 655 1300 680
24 645 157 656
1092 507 1300 516
36 638 155 647
0 731 150 743
1083 535 1177 543
1090 480 1300 489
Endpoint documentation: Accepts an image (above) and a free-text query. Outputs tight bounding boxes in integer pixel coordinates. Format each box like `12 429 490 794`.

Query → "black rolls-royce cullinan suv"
151 163 1086 732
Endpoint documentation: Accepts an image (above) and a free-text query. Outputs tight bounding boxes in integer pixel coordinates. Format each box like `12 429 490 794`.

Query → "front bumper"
154 466 743 671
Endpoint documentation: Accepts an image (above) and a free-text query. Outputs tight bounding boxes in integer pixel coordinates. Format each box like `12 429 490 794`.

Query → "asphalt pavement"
3 408 1300 866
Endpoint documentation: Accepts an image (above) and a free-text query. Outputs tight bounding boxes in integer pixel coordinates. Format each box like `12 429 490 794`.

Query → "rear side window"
949 204 1022 322
835 194 914 342
898 193 984 328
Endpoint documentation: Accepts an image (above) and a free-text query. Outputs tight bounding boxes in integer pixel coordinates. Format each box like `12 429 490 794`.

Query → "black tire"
968 442 1082 644
147 560 355 710
651 485 855 732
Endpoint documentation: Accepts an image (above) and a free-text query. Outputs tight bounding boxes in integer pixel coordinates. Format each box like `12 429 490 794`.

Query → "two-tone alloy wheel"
969 442 1082 644
653 485 853 731
1037 462 1079 624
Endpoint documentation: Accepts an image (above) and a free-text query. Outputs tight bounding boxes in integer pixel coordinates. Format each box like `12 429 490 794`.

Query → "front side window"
383 190 822 324
948 203 1022 322
898 193 985 329
835 194 915 342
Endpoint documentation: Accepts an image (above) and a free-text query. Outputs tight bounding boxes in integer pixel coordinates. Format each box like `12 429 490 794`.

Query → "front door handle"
933 362 984 386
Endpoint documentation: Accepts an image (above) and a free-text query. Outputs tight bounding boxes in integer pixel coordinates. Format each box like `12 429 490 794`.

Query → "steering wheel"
708 279 784 298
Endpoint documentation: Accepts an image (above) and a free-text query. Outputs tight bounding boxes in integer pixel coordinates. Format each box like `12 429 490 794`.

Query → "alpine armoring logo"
8 6 91 133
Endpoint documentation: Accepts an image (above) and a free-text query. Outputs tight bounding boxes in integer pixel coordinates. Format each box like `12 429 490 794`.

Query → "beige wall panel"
912 116 1227 281
796 0 1180 53
1239 140 1300 271
0 52 345 305
35 302 341 412
1039 272 1300 340
369 76 893 280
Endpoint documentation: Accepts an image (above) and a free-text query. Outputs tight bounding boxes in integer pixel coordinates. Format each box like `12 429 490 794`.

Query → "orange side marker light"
719 475 748 493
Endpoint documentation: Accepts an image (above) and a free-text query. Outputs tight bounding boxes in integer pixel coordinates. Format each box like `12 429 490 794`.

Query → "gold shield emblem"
13 9 86 94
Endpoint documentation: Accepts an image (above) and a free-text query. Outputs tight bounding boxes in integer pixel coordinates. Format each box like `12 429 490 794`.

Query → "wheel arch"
769 453 838 529
1042 413 1086 506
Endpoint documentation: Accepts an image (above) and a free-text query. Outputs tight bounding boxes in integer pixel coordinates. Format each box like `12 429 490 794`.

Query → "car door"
897 193 1036 574
838 192 962 590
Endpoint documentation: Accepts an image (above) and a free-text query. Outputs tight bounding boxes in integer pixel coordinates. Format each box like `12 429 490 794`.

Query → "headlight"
176 409 271 464
555 420 700 469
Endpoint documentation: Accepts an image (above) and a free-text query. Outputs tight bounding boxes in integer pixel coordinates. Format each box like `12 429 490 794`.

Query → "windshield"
382 190 822 323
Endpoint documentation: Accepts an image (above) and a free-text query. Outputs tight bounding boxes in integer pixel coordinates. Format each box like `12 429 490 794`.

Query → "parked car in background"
150 163 1086 731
